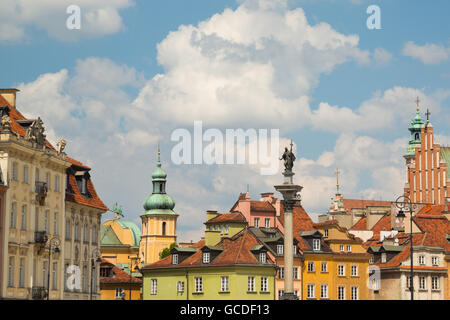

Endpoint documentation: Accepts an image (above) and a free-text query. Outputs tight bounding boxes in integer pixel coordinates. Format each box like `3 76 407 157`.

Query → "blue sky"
1 0 449 241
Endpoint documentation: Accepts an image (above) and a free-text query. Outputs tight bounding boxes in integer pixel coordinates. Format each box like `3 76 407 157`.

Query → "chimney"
0 89 19 108
206 210 219 222
260 192 274 202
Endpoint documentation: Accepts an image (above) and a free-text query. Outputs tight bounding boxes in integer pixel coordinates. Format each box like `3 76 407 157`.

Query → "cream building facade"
0 89 107 300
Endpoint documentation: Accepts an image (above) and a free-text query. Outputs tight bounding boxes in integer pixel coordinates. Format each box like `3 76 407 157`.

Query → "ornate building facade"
0 89 107 300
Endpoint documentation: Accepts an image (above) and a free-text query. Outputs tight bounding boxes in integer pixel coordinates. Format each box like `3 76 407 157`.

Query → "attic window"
313 239 321 251
381 253 387 264
203 252 210 264
277 244 284 255
172 254 179 265
259 252 267 263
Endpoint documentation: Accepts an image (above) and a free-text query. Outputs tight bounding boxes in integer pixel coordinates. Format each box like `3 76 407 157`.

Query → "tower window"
162 222 166 236
415 133 420 140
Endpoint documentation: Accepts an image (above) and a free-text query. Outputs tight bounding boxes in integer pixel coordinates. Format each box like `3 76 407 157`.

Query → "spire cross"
290 139 294 152
425 108 431 122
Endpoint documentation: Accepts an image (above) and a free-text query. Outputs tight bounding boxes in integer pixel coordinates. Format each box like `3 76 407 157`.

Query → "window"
418 255 425 265
293 246 297 255
65 220 71 240
432 276 439 291
203 252 210 264
381 253 387 264
321 262 328 273
177 281 185 293
307 284 315 298
407 276 412 290
220 225 224 234
369 257 374 264
307 262 315 272
52 262 58 290
320 284 328 299
351 265 358 277
432 256 439 266
100 267 112 278
12 162 18 181
92 225 97 244
10 202 17 229
293 267 298 280
265 218 270 228
45 210 49 233
338 265 345 277
19 258 25 288
83 224 88 242
151 279 157 295
224 224 229 234
259 252 267 264
338 286 345 300
277 244 284 255
8 257 15 287
82 266 87 292
74 223 79 241
347 245 351 252
172 254 179 265
221 276 229 292
54 175 60 192
419 276 426 290
351 287 359 300
254 218 260 228
260 277 268 292
340 244 344 252
23 166 28 184
313 239 321 251
162 222 166 236
278 267 284 279
53 213 58 235
324 229 328 237
248 276 255 292
115 288 124 299
46 172 51 189
278 290 284 299
21 205 27 230
194 277 203 293
43 261 48 288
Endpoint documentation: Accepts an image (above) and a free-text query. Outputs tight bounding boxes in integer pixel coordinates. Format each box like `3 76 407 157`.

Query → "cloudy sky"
1 0 449 242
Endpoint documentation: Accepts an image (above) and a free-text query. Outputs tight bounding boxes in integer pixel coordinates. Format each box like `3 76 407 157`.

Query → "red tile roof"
206 212 247 224
99 259 142 284
66 173 108 211
250 201 276 212
142 229 274 270
350 216 367 231
414 206 450 252
377 233 426 268
342 199 391 213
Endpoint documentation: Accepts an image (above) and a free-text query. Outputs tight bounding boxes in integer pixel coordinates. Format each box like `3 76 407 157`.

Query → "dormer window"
259 252 267 263
277 244 284 255
172 254 179 265
203 252 210 264
381 253 387 264
313 239 321 251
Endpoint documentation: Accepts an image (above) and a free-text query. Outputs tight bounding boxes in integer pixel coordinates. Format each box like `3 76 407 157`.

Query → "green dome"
143 193 175 211
152 166 167 180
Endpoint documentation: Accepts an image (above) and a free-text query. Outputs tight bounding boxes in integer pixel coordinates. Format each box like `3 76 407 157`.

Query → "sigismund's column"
275 141 302 300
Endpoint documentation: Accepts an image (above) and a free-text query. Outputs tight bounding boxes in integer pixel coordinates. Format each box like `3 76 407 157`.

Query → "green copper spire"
141 147 177 216
404 97 425 158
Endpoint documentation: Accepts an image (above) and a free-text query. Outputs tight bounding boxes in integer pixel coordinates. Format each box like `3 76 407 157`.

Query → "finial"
425 108 431 124
157 143 161 167
335 168 341 194
415 96 420 112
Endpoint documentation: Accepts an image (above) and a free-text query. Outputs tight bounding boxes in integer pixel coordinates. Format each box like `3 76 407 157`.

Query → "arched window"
415 133 420 140
162 222 166 236
159 183 163 193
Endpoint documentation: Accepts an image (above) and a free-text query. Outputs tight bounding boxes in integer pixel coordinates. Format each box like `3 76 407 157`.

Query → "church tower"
139 148 178 264
404 98 450 205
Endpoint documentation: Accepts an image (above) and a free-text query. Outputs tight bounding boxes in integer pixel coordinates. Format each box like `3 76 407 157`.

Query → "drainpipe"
185 268 189 301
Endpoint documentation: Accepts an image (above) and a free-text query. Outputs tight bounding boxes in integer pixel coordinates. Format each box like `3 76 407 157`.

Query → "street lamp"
90 247 102 300
46 236 60 300
394 195 417 301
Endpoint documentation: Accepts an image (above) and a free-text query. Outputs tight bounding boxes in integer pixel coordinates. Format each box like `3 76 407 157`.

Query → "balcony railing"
31 286 48 300
35 181 48 205
34 231 48 244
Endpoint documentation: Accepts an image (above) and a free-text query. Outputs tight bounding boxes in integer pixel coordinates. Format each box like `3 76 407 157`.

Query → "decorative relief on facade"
25 117 46 149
